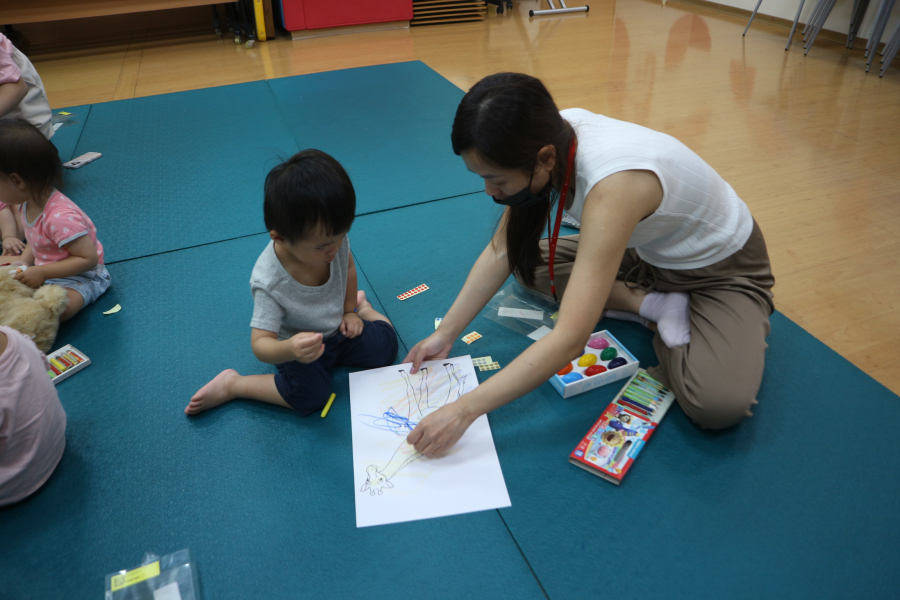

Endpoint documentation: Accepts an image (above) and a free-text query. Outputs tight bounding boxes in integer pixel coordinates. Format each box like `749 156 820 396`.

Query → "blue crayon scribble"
360 407 419 436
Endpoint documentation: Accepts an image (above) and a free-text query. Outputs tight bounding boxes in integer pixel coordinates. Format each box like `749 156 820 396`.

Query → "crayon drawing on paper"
349 356 510 528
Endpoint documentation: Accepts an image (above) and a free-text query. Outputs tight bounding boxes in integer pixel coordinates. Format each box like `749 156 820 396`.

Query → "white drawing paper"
350 356 511 528
498 307 544 320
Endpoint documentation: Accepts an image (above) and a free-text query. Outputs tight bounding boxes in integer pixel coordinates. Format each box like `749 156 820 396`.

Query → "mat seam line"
102 193 483 266
351 255 410 357
357 190 482 217
104 231 267 265
497 510 551 600
65 104 94 163
263 79 303 155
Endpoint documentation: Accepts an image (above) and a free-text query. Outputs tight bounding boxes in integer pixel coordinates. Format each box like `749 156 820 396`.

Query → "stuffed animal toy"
0 268 68 352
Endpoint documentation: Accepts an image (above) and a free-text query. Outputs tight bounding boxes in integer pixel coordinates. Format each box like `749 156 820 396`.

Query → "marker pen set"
614 371 671 421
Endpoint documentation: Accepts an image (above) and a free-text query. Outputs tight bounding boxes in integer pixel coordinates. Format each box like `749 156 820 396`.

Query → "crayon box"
549 330 639 399
46 344 91 384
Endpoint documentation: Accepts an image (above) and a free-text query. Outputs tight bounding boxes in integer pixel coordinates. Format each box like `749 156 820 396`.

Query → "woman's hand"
407 399 477 457
403 331 454 373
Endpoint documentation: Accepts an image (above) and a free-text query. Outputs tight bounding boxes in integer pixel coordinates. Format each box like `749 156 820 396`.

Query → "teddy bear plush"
0 269 68 352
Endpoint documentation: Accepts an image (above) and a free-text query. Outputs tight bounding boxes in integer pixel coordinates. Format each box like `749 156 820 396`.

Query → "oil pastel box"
549 330 639 399
47 344 91 384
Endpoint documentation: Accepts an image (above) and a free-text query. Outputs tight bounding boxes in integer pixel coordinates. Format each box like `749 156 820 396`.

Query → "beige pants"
523 219 775 429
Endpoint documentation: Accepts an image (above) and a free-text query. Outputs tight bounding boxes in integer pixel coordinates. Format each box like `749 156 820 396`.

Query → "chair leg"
803 0 825 48
803 0 826 36
743 0 765 36
866 0 895 70
865 0 890 58
846 0 861 47
880 21 900 74
787 0 807 50
805 0 838 54
880 26 900 75
849 0 871 47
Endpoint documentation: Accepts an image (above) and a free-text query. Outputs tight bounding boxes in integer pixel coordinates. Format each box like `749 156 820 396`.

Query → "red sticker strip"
397 284 429 301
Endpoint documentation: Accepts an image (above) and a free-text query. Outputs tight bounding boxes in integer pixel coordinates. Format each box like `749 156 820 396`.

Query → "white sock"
604 310 651 328
639 292 691 348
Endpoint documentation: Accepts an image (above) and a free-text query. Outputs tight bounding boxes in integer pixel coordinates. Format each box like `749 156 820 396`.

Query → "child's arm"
251 328 325 365
0 206 24 255
15 235 97 288
339 251 364 338
0 78 28 119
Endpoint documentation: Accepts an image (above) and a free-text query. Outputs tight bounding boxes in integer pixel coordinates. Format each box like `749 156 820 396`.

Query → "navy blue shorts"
274 319 398 416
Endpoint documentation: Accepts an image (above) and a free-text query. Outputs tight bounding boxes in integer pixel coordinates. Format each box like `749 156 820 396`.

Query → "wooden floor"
29 0 900 395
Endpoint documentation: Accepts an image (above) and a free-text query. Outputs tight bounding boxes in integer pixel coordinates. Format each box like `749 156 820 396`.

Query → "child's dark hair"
451 73 575 287
0 118 63 201
263 149 356 242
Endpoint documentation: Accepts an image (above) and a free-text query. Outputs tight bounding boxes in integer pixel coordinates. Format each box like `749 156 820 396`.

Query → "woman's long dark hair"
451 73 575 286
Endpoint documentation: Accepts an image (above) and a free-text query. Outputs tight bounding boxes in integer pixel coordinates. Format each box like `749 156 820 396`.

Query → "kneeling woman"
404 72 774 457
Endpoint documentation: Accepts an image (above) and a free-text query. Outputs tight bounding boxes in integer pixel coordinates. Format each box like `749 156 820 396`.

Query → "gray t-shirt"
249 238 350 340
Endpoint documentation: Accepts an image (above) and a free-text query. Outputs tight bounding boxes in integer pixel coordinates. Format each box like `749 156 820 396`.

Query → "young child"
187 150 399 417
0 119 110 322
1 32 53 256
0 326 67 507
0 32 53 139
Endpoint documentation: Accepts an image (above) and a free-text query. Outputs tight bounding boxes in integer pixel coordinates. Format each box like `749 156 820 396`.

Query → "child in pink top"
0 32 53 138
0 325 67 507
1 32 53 257
0 119 110 321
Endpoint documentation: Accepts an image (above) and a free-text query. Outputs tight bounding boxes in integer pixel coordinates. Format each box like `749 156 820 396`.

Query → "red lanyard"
547 140 577 303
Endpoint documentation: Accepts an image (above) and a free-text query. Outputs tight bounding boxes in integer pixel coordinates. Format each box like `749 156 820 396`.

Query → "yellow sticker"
110 561 160 591
550 312 559 320
58 111 72 115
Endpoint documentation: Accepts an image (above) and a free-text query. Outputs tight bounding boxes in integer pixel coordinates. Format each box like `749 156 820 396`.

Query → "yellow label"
110 561 160 591
58 111 72 115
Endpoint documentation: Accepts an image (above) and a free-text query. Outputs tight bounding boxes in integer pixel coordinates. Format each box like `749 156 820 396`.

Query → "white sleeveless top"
561 109 752 270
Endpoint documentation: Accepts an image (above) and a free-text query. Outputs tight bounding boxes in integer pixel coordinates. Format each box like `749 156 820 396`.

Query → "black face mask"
492 168 552 208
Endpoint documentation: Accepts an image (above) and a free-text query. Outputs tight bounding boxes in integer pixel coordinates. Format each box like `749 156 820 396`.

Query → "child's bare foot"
357 290 372 311
355 290 392 327
186 369 239 415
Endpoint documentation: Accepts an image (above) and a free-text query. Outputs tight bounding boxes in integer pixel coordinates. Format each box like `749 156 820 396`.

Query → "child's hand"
340 312 364 339
15 265 48 288
289 331 325 364
2 237 25 255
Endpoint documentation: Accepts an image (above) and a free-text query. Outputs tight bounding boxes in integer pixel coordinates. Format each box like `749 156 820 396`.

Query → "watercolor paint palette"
549 330 639 399
47 344 91 384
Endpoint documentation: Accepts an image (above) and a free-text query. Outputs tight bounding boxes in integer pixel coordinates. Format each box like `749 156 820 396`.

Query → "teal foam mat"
51 104 92 163
349 193 505 357
4 62 898 599
351 197 900 599
0 234 545 600
61 63 481 265
267 62 482 215
63 81 300 263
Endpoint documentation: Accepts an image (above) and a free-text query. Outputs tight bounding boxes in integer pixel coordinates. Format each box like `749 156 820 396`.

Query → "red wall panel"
281 0 412 31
